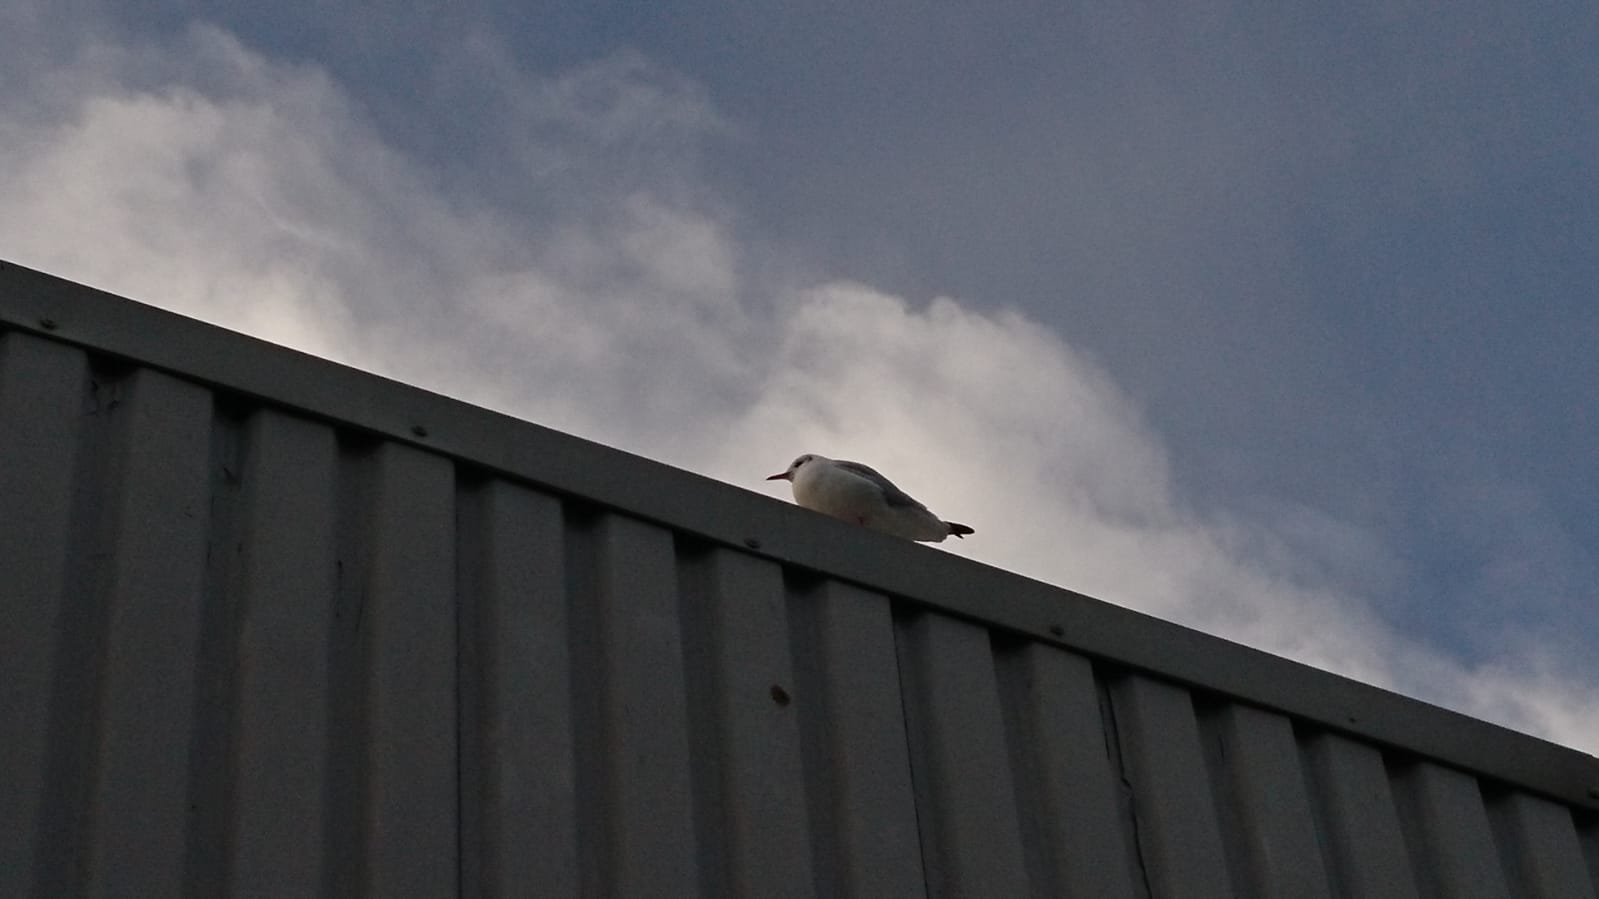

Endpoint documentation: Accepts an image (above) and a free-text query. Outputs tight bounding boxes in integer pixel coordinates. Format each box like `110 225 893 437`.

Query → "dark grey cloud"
580 0 1599 659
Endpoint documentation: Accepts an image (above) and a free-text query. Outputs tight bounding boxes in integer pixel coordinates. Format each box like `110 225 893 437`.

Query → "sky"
3 2 1597 751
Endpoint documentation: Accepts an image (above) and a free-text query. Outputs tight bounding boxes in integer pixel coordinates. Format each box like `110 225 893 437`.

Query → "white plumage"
766 454 974 542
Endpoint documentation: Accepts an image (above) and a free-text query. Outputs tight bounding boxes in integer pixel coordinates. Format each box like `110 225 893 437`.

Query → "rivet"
770 684 791 706
38 317 58 331
744 537 762 550
411 424 429 438
1048 624 1065 637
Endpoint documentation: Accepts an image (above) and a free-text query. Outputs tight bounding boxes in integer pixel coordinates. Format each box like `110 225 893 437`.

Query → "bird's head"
766 453 820 482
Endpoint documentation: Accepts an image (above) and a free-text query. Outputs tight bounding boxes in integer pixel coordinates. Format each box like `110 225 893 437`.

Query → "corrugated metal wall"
3 265 1599 898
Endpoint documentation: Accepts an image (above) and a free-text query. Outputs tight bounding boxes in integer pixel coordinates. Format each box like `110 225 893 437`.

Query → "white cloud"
3 22 1596 754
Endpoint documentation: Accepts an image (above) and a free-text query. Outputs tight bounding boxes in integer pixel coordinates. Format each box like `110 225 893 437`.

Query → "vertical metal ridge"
31 356 130 899
786 578 924 899
82 366 216 898
679 545 815 899
1294 724 1354 899
225 408 339 899
893 608 1030 898
604 513 700 896
783 573 844 899
562 502 607 899
1195 700 1334 899
567 510 700 896
1578 813 1599 889
1296 729 1419 899
1193 699 1253 897
892 606 944 898
1386 757 1513 899
993 639 1140 899
361 442 460 898
1104 673 1234 899
1095 664 1158 899
0 334 90 899
1483 788 1598 899
1482 785 1530 895
1382 758 1446 898
990 634 1057 899
675 540 731 898
454 472 489 899
183 392 250 898
326 432 377 899
456 475 577 899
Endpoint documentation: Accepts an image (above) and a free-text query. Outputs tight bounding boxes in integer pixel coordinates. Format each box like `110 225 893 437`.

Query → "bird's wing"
834 460 928 510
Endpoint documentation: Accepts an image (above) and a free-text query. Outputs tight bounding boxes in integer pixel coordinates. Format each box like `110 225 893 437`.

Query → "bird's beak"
766 472 791 481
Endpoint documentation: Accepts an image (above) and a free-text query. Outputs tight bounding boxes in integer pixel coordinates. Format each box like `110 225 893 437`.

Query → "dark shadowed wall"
3 262 1597 898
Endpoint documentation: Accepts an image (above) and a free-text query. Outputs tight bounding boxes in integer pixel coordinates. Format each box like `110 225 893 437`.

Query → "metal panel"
4 267 1599 899
0 334 86 899
789 581 926 899
4 261 1595 816
1579 815 1599 889
1391 760 1513 899
577 513 700 897
1489 792 1597 899
994 642 1139 899
226 410 339 896
896 611 1030 898
1202 703 1333 898
1301 731 1421 899
682 548 816 898
1109 674 1235 899
86 368 214 898
359 443 460 898
456 478 578 898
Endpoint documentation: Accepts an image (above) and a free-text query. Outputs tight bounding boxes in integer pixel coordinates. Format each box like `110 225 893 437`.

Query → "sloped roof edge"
4 258 1595 810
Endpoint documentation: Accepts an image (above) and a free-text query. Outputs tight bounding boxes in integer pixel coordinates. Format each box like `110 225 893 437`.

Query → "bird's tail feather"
945 522 974 539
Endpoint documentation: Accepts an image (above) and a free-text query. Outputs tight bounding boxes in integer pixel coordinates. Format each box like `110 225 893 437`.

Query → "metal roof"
3 260 1597 897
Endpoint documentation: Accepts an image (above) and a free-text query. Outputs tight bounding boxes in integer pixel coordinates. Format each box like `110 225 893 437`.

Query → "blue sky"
3 2 1596 749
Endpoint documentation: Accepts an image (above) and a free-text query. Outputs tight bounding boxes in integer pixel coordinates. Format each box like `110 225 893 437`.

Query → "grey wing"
834 460 929 510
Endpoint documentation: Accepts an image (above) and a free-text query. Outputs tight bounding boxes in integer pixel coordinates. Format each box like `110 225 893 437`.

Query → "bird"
766 453 974 542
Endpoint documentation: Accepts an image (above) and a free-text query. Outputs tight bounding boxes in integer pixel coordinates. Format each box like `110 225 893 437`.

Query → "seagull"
766 453 974 542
